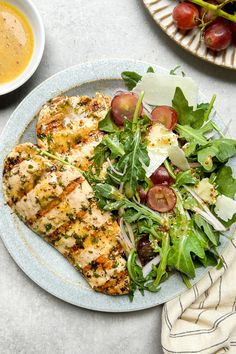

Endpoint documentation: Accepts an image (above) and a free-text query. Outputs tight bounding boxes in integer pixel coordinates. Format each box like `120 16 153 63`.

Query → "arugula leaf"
117 130 149 197
216 165 236 198
194 214 219 246
147 66 155 73
121 67 155 90
176 121 213 157
93 144 110 172
172 87 209 128
147 233 170 290
183 193 198 210
197 145 218 171
168 220 205 278
169 65 181 75
93 133 125 172
102 135 125 158
197 139 236 171
212 139 236 161
200 251 218 267
197 103 209 111
121 71 142 90
95 183 124 201
175 170 197 188
98 110 119 133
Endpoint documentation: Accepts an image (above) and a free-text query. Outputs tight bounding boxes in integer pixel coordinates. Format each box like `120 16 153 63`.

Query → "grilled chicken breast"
37 92 110 154
3 143 130 295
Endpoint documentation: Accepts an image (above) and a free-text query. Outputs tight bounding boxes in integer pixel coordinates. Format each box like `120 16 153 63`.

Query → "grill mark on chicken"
63 130 104 171
26 177 84 224
37 93 110 154
3 145 55 206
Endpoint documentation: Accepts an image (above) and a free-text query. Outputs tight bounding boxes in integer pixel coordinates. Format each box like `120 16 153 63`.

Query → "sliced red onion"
142 255 160 277
124 221 135 247
107 158 124 176
118 218 134 255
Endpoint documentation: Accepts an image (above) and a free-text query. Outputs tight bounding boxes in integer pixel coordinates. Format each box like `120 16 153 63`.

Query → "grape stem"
189 0 236 23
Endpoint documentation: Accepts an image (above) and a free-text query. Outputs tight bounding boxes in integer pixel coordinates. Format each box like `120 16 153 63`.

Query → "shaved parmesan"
147 123 178 149
168 146 190 171
145 149 167 177
145 123 178 177
133 73 198 108
215 195 236 222
194 178 217 205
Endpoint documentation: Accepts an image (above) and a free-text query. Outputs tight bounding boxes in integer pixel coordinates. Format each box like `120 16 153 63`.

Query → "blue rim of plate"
0 59 231 312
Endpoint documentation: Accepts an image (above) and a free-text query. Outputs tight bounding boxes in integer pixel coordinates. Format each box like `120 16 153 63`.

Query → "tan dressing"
0 1 34 84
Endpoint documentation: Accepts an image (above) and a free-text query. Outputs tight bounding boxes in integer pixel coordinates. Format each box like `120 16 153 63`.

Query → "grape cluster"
172 1 236 51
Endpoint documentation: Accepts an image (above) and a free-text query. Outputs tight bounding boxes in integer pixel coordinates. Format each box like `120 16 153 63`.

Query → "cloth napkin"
161 236 236 354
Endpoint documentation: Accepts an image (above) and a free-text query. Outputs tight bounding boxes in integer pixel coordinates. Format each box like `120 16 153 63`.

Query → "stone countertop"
0 1 235 353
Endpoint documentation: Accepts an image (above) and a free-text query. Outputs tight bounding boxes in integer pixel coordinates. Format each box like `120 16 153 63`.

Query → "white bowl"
0 0 45 95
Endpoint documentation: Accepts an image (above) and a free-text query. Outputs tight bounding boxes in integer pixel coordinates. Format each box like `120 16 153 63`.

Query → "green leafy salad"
86 66 236 297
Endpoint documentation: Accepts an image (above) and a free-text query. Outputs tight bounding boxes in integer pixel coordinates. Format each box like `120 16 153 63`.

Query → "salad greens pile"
90 67 236 298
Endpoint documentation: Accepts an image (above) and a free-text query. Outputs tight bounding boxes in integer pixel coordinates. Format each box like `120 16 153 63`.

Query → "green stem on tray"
189 0 236 23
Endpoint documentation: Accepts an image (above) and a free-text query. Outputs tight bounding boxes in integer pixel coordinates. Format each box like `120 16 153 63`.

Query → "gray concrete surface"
0 1 235 353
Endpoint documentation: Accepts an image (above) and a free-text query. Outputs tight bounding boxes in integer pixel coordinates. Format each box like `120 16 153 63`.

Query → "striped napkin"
161 236 236 354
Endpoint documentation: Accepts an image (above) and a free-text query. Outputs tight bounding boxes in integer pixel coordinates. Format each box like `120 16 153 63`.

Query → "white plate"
143 0 236 70
0 59 232 312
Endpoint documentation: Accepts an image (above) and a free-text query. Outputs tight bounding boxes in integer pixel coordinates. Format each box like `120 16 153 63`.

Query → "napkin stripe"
162 336 230 353
198 290 208 310
194 309 207 324
221 255 228 269
232 296 236 311
215 276 222 310
193 285 198 300
164 305 172 330
168 312 235 337
208 271 213 286
179 295 184 315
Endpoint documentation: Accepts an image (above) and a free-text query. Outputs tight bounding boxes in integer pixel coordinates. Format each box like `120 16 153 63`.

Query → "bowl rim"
0 0 45 96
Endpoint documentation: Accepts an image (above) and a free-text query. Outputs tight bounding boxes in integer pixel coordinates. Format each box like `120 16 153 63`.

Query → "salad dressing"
0 1 34 84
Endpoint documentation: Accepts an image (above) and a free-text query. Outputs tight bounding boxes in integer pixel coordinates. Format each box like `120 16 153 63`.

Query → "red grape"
147 185 177 213
173 2 199 30
137 186 147 203
230 23 236 45
151 106 178 130
204 21 232 51
150 165 174 186
137 236 156 266
111 92 143 126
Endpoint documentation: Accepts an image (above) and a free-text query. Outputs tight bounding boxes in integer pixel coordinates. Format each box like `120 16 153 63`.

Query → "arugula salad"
83 66 236 298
